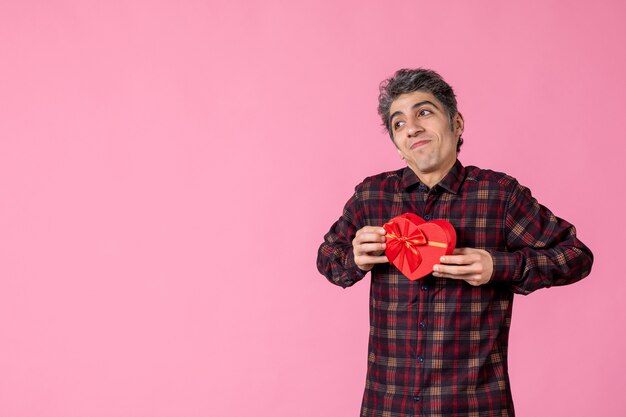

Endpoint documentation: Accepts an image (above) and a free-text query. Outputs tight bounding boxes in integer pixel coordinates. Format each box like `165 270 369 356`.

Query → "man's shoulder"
351 164 526 194
463 164 521 189
355 167 406 192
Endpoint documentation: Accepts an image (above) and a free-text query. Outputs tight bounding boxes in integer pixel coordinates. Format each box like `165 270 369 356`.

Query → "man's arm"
317 191 388 288
434 180 593 294
486 181 593 294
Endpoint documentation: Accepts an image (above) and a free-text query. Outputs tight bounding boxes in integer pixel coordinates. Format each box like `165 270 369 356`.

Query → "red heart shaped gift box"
383 213 457 280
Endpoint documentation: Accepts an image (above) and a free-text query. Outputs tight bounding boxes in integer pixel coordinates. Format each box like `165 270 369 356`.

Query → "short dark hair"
378 68 463 152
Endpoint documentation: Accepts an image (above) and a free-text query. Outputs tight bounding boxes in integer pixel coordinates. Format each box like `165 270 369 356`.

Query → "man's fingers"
353 226 389 271
439 254 475 265
433 272 484 283
355 226 386 236
354 228 386 245
358 255 389 265
433 263 482 275
433 264 464 275
354 242 386 255
433 247 493 287
354 233 386 245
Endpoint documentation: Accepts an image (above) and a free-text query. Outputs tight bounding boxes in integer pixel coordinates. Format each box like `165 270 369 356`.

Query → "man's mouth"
410 140 431 150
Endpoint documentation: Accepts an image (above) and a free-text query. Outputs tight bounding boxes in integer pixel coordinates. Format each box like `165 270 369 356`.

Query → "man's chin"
410 161 438 174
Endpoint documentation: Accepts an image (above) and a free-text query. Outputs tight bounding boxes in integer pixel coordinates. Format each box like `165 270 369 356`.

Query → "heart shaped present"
383 213 456 280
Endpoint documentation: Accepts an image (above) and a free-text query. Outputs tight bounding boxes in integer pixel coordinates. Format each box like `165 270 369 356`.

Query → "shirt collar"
400 159 465 194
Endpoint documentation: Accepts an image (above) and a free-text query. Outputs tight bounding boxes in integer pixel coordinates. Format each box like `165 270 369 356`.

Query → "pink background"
1 1 624 416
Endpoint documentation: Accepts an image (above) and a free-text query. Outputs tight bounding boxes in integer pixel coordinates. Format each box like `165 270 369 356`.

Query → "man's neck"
410 159 456 189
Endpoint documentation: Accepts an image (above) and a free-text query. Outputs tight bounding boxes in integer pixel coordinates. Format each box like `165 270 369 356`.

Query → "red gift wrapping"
383 213 457 280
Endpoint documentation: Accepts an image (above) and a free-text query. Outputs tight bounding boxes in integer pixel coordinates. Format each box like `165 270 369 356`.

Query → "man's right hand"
352 226 389 271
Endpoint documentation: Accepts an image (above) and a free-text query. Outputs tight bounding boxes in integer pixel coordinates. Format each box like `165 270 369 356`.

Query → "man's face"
389 90 463 182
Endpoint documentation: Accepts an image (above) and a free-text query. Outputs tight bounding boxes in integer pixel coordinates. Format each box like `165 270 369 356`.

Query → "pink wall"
1 1 624 416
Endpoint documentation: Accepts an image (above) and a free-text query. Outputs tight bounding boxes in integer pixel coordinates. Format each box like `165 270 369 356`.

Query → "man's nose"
406 120 423 136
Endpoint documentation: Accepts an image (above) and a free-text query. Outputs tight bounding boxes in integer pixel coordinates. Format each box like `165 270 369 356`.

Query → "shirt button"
421 285 428 291
424 214 431 220
413 395 421 402
418 356 424 363
419 322 426 329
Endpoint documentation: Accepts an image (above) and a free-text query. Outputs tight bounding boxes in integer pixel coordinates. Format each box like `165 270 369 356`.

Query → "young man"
317 68 593 417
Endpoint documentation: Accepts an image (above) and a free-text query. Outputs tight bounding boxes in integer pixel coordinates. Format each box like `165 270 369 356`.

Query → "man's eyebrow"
389 100 439 123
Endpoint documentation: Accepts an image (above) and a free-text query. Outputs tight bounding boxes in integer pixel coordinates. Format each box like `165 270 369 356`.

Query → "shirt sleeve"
316 189 368 288
486 180 593 295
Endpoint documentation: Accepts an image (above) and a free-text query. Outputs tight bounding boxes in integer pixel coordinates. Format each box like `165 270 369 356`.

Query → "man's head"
378 69 465 186
378 68 463 152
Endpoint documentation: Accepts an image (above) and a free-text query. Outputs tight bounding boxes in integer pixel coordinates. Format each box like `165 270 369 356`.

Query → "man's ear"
454 112 465 136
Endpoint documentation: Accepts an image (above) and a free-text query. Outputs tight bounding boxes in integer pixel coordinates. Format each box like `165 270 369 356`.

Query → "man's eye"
394 121 405 130
418 109 432 116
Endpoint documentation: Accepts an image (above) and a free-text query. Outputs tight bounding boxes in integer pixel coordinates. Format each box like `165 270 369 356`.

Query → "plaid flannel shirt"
317 160 593 417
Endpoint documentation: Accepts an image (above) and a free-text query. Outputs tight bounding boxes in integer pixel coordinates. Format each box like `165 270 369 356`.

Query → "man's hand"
432 247 494 286
352 226 389 272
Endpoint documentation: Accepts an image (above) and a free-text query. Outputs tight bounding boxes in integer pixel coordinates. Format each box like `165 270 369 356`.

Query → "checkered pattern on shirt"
317 160 593 417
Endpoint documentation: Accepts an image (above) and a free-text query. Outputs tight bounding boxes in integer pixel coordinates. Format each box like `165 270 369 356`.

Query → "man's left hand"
432 248 493 286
